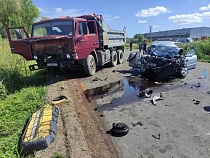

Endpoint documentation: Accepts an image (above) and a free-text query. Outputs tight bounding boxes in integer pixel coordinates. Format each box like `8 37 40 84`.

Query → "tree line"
0 0 39 38
126 33 147 44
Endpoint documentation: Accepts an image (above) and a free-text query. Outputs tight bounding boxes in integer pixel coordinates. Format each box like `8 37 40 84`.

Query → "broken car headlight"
34 55 38 60
66 54 71 59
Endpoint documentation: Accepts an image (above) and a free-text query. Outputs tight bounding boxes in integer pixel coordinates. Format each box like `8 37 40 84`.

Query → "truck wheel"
117 50 123 64
109 50 117 67
84 54 96 76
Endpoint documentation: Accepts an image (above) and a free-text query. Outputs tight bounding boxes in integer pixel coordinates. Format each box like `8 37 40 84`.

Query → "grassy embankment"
0 38 51 157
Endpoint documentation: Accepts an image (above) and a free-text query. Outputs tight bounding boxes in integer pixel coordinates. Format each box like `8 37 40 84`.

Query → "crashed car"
128 41 197 80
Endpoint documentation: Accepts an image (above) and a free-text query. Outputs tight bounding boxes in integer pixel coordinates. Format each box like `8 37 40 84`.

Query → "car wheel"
110 123 129 136
84 54 96 76
117 50 123 64
178 64 188 78
109 50 117 67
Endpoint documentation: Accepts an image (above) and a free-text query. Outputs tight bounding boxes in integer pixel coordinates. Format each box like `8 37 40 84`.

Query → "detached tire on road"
117 50 123 64
110 123 129 136
109 50 117 67
84 54 96 76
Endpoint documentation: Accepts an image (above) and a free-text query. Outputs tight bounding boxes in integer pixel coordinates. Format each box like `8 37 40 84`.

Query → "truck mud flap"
19 104 59 156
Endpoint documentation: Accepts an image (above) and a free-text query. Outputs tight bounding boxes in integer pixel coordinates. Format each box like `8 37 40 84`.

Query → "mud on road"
36 51 210 158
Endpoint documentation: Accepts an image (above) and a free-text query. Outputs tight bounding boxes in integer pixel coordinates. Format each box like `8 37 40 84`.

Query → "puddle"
84 77 162 99
84 76 164 110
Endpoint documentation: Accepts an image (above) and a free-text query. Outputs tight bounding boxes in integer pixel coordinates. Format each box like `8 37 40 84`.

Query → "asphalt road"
81 50 210 158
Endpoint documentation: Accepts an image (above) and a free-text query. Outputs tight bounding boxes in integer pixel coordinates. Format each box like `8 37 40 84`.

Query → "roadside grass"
0 38 52 157
0 87 46 157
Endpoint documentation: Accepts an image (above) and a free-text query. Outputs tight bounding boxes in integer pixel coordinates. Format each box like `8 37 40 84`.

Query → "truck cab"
6 14 126 76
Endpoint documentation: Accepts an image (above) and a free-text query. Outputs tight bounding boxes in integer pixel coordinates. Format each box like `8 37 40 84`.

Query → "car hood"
22 35 72 43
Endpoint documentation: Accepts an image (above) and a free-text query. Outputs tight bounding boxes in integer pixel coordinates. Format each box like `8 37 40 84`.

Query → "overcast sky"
33 0 210 37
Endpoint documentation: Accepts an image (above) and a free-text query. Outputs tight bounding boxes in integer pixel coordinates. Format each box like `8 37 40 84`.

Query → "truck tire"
84 54 96 76
117 50 123 64
109 50 117 67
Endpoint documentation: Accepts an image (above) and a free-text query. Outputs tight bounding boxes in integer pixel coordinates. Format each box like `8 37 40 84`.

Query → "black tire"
109 50 117 67
84 54 96 76
110 123 129 137
117 50 123 64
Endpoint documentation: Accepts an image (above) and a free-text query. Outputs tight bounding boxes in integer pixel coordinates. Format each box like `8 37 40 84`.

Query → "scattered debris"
194 100 201 105
138 89 153 98
152 92 164 105
195 82 201 88
52 95 67 105
91 77 108 83
91 77 102 82
59 87 65 91
191 82 201 88
152 133 161 139
131 122 143 127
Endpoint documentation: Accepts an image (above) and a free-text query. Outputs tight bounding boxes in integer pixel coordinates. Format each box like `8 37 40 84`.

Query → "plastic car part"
52 95 67 105
110 123 129 136
19 104 59 156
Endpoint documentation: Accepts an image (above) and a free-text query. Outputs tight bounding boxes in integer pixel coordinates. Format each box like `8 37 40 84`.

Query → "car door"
185 47 197 69
75 21 99 59
6 27 33 60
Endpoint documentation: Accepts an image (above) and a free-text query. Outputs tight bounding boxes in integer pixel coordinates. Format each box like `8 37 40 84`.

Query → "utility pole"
149 26 153 42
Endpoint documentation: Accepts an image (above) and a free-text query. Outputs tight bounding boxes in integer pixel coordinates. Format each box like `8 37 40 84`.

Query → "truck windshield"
32 20 73 37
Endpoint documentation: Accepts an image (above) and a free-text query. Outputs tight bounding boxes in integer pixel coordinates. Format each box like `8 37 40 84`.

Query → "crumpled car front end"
140 47 188 81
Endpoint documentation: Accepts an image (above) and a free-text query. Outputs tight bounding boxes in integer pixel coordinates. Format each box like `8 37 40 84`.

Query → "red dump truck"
6 14 126 76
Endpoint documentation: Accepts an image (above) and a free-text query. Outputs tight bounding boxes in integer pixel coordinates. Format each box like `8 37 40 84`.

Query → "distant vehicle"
128 41 197 80
6 14 126 76
178 38 193 44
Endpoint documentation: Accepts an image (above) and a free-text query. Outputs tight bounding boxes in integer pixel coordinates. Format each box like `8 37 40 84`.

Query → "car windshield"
32 20 73 37
151 45 179 58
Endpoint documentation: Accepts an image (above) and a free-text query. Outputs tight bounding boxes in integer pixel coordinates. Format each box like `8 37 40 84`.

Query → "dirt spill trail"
67 79 120 158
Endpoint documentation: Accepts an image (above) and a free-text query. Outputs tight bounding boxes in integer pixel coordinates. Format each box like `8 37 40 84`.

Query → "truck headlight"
66 54 71 59
34 55 38 60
